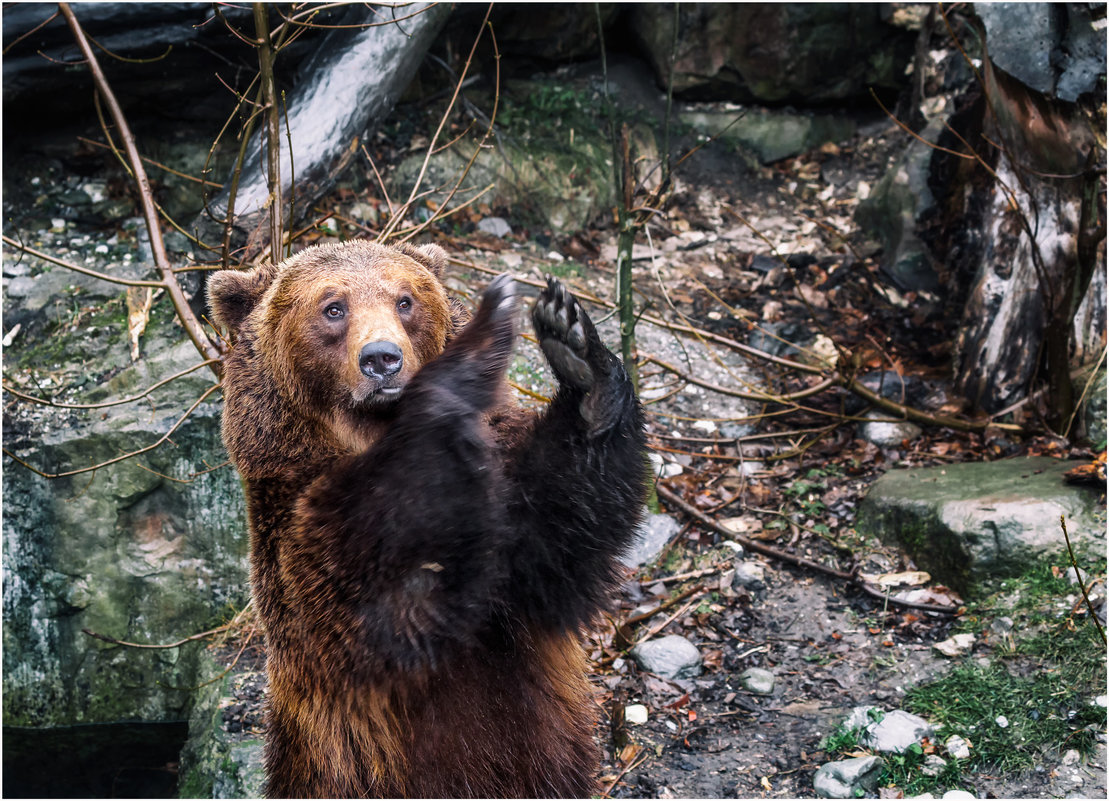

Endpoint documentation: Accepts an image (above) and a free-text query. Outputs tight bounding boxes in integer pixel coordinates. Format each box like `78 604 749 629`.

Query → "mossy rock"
856 457 1106 595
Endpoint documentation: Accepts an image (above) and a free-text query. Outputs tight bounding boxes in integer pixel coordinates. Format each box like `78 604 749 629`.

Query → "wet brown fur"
209 240 644 797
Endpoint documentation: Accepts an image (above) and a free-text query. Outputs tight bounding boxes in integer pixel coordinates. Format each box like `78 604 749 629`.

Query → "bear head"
209 241 464 427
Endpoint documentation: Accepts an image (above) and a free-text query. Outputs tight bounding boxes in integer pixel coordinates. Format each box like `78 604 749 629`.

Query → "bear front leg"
499 277 647 630
286 275 520 678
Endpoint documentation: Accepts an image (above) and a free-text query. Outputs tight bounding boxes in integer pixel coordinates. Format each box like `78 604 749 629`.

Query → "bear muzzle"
349 340 409 405
359 340 404 380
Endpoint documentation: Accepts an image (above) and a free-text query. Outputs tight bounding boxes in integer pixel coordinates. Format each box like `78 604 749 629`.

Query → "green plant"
880 742 966 797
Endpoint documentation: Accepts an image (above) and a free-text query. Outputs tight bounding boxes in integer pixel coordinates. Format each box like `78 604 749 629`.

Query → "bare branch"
3 383 222 480
656 485 958 615
380 3 494 241
253 3 284 260
3 359 220 410
58 3 224 371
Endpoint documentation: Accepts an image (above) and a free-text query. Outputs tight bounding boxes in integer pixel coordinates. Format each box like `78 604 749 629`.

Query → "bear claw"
533 276 596 392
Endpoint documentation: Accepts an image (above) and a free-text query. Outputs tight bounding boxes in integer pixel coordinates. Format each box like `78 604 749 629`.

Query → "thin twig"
81 621 235 650
1060 515 1106 644
1 235 163 288
381 3 494 241
3 383 222 479
624 584 707 627
2 359 220 410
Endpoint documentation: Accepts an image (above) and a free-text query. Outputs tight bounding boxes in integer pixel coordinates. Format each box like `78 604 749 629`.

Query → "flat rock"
844 706 935 754
856 457 1105 593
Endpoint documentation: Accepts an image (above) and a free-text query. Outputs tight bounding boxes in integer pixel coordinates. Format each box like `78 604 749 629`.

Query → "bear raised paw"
208 241 646 798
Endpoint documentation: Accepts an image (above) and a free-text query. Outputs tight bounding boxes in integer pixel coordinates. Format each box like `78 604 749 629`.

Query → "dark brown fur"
209 241 645 797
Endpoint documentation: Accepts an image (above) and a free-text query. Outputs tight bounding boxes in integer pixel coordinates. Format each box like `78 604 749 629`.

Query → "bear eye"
324 303 345 320
396 296 413 313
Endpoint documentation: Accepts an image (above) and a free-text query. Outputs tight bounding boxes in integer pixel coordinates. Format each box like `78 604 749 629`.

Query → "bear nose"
359 341 403 379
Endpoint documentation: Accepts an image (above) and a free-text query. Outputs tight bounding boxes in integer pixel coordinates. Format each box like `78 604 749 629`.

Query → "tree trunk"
948 30 1105 426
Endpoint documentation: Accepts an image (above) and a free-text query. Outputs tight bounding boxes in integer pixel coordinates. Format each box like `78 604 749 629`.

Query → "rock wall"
2 335 249 728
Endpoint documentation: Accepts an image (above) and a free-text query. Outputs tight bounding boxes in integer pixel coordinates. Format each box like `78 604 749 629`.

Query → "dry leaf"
860 570 931 588
125 286 153 362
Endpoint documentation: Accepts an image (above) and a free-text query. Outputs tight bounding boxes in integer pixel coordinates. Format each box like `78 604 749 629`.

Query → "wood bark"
950 60 1105 424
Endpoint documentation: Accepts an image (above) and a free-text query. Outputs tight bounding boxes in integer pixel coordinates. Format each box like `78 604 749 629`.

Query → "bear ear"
398 242 448 278
207 263 277 333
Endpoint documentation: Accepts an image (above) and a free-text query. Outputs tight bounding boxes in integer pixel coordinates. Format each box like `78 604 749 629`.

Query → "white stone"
476 216 512 237
941 791 977 800
921 754 948 777
933 633 975 657
859 410 922 448
812 756 884 798
630 634 702 680
945 734 971 759
624 704 648 725
621 514 681 568
995 715 1009 728
858 709 935 753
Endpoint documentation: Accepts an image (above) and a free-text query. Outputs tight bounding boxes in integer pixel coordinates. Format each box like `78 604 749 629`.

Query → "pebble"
624 704 649 725
477 216 512 238
732 560 767 592
989 616 1014 635
630 634 702 680
738 667 775 695
933 632 975 657
921 753 947 777
858 410 922 448
945 734 971 759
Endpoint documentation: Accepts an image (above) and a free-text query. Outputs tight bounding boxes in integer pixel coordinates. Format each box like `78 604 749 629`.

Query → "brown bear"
207 240 646 798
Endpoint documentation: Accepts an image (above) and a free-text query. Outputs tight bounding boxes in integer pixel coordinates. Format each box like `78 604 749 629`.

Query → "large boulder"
630 4 914 103
387 77 619 234
854 116 946 292
856 458 1105 594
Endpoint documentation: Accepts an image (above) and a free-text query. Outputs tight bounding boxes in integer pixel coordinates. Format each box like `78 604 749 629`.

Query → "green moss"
178 767 213 799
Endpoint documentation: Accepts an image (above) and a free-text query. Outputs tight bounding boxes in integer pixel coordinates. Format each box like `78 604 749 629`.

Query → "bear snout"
359 340 404 380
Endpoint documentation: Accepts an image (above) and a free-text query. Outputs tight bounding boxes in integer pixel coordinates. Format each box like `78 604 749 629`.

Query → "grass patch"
904 555 1106 777
903 641 1104 773
823 552 1106 795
